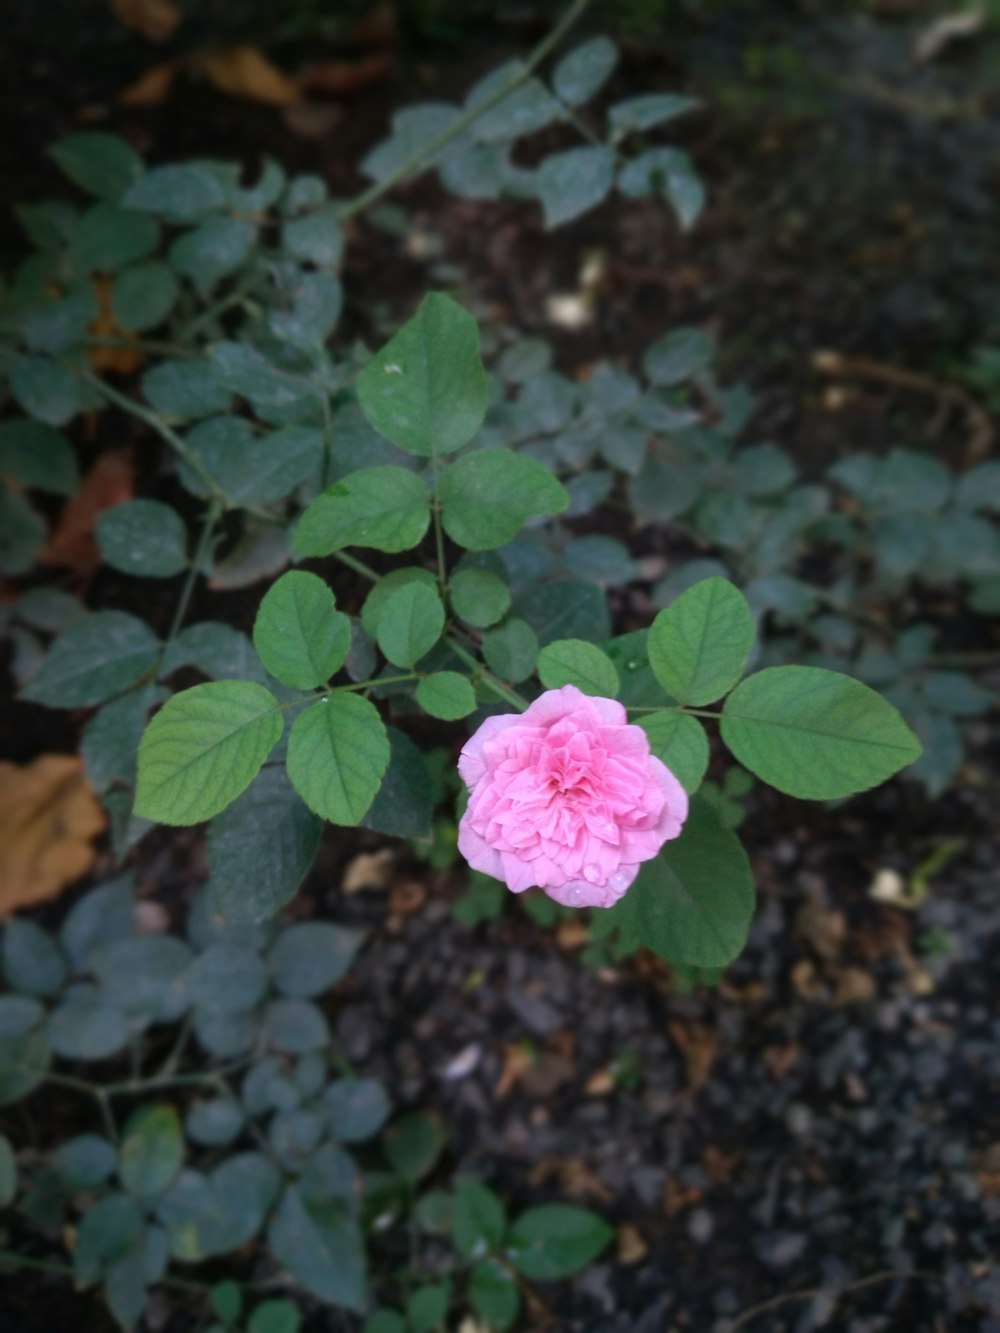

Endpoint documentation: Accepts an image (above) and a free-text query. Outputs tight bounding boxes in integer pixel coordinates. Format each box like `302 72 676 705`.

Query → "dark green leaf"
469 1259 520 1330
50 133 143 201
294 466 430 556
535 146 615 228
452 1178 506 1259
268 922 364 999
55 1135 117 1189
376 581 444 667
9 354 83 426
265 998 330 1054
21 611 160 708
186 943 268 1014
609 93 698 138
383 1112 445 1183
60 874 134 970
185 1098 246 1148
364 726 435 839
111 262 179 331
70 203 160 272
73 1193 144 1288
97 500 188 578
169 218 256 294
324 1079 391 1143
406 1283 451 1333
92 935 193 1024
552 36 619 105
120 1105 185 1199
507 1204 613 1279
481 618 539 683
438 449 568 551
124 165 227 223
267 1184 366 1312
449 567 511 627
637 711 709 794
642 327 713 386
3 920 67 997
48 990 129 1060
142 359 232 420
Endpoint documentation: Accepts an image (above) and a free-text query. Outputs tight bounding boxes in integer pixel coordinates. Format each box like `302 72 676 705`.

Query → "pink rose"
457 684 689 909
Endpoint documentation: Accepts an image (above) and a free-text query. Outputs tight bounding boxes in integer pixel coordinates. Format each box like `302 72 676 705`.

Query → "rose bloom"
457 684 688 909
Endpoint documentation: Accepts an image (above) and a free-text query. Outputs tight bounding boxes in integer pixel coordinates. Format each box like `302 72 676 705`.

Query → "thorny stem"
446 635 530 711
165 501 222 647
336 0 592 223
85 374 225 505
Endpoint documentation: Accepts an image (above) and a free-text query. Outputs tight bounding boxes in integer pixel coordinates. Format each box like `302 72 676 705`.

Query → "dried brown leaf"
39 452 135 570
0 757 106 915
199 47 300 106
110 0 183 42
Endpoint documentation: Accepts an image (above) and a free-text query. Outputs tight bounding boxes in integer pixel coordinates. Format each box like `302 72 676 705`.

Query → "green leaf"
186 1098 246 1148
648 577 755 706
120 1106 185 1199
83 685 163 793
0 995 49 1106
50 133 142 200
60 874 135 970
97 500 189 578
482 618 539 683
111 262 180 331
135 682 284 825
70 203 160 272
0 419 78 495
142 359 232 420
507 1204 613 1279
169 218 256 294
22 611 160 708
287 694 390 825
535 145 616 228
2 920 67 997
92 936 193 1024
449 567 511 627
609 93 699 139
452 1179 506 1260
416 671 477 720
210 1280 243 1324
360 568 437 638
470 1262 519 1330
268 922 364 999
248 1299 301 1333
209 344 318 418
208 767 323 924
954 459 1000 512
9 354 83 426
552 36 619 105
376 582 445 667
515 579 611 646
356 292 489 457
181 418 324 508
124 164 227 223
643 327 713 386
15 586 85 632
0 1135 17 1207
438 449 568 551
617 146 705 229
364 727 435 839
74 1194 144 1288
324 1078 391 1143
269 271 342 349
383 1112 445 1183
294 466 430 556
637 711 709 794
601 798 754 967
48 990 129 1060
281 205 343 267
157 1153 280 1260
466 60 563 141
186 943 268 1014
160 622 265 683
537 639 620 697
406 1283 451 1333
0 492 45 576
267 1184 366 1312
363 1315 407 1333
253 571 350 689
720 666 923 799
56 1135 117 1189
24 283 98 353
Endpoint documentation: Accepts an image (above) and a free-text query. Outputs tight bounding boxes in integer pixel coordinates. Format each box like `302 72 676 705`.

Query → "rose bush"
457 685 689 908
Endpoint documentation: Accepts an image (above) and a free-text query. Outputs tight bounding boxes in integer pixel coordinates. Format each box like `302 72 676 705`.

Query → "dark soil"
2 4 999 1331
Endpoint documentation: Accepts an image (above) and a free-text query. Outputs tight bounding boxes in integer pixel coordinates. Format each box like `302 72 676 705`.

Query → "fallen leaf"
556 917 588 951
617 1223 648 1265
198 47 300 105
297 51 393 98
763 1043 800 1081
388 879 426 918
495 1041 536 1099
667 1020 718 1095
914 6 985 63
39 451 135 569
584 1067 616 1097
0 756 106 915
110 0 183 42
88 277 143 375
790 958 825 1001
834 965 878 1006
282 102 344 141
341 849 394 895
663 1179 702 1216
795 894 845 960
529 1157 610 1202
119 60 180 107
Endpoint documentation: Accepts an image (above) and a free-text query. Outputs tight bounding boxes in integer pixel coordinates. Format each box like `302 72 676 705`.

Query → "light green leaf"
537 638 619 697
360 568 437 638
287 694 390 825
552 36 619 106
600 798 754 967
98 500 188 578
376 582 444 667
438 449 568 551
482 618 538 683
356 292 489 457
507 1204 613 1279
134 682 284 825
637 711 709 794
449 567 511 628
21 611 160 708
648 577 755 706
111 262 179 331
720 666 923 799
120 1106 185 1199
208 767 323 924
50 132 143 201
253 571 351 689
294 466 430 556
416 672 477 720
535 146 615 228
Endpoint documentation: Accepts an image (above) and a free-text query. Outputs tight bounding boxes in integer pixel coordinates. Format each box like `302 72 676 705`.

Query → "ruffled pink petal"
457 815 504 880
543 861 639 910
457 712 519 786
647 756 689 841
